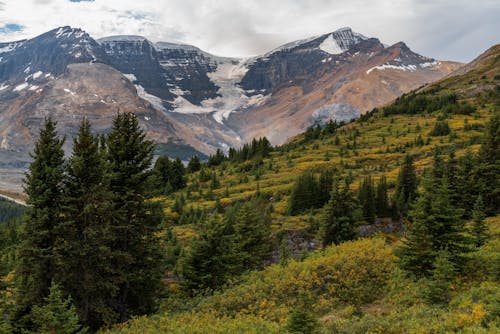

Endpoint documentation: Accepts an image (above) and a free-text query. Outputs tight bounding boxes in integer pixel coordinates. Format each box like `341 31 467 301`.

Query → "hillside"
0 42 498 333
96 45 499 332
0 26 461 194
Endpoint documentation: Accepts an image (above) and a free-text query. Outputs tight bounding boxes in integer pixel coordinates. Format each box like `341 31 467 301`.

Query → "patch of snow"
419 60 439 68
24 66 30 74
45 73 51 78
100 100 107 104
0 41 24 54
0 84 9 91
14 83 28 91
123 73 137 82
29 85 39 91
32 71 43 79
144 116 151 121
366 63 418 74
135 84 167 111
63 88 76 95
1 136 9 149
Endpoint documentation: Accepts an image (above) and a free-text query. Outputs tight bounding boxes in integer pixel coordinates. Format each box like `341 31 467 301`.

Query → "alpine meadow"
0 2 499 333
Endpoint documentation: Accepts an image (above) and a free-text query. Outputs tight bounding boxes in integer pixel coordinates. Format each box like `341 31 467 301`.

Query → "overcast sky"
0 0 498 62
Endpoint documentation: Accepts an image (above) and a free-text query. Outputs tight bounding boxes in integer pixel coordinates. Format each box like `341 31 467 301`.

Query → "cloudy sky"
0 0 498 62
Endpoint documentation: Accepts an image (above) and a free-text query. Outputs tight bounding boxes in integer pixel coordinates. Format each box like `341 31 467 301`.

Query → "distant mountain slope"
0 26 463 193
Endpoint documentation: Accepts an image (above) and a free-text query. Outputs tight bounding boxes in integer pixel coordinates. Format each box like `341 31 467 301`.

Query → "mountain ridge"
0 26 464 192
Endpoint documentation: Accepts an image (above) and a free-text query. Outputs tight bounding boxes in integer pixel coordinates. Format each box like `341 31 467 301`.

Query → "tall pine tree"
320 179 359 246
397 171 469 277
55 118 117 329
15 118 66 327
358 175 376 222
393 154 418 217
375 175 390 217
473 113 500 215
106 112 166 322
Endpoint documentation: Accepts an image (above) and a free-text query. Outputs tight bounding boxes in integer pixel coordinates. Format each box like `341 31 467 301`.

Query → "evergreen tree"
321 179 359 246
286 307 320 334
393 154 418 217
229 202 271 271
473 113 500 215
106 112 166 321
287 172 318 215
317 169 333 208
179 216 232 293
422 250 457 305
358 175 376 222
55 119 117 329
471 195 488 247
15 118 66 326
187 155 201 173
375 175 390 217
397 172 468 277
29 281 87 334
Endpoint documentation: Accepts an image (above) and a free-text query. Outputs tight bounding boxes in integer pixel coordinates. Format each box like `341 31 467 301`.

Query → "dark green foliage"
187 155 201 173
228 201 271 271
472 113 500 215
0 198 24 223
397 170 469 277
207 149 226 167
375 175 391 217
15 118 66 326
179 215 233 293
151 156 186 195
393 154 418 217
288 172 318 215
106 113 166 321
228 137 272 162
429 121 451 136
55 119 116 329
288 170 333 215
180 200 271 293
286 307 320 334
29 281 87 334
321 179 359 246
382 91 474 116
471 195 488 247
358 175 376 222
422 250 457 305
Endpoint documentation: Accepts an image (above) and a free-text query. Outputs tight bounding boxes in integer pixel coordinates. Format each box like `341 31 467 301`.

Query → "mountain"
0 26 462 192
98 42 500 333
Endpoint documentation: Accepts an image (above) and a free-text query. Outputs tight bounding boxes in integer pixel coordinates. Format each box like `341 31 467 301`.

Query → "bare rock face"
0 26 463 192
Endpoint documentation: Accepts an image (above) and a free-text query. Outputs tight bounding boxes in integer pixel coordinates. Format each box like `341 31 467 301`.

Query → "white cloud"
0 0 498 62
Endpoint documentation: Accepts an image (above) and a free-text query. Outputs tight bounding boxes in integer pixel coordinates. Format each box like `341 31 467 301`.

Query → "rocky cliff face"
0 26 462 190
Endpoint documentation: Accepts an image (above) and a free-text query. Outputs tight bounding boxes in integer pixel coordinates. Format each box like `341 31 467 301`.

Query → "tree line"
6 113 166 332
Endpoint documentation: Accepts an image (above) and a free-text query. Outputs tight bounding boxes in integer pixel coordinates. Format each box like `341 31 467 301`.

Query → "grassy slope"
103 45 500 332
159 45 499 244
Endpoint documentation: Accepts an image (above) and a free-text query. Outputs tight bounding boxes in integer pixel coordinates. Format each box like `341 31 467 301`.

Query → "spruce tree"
179 216 232 293
397 172 468 277
320 179 359 246
55 118 117 329
29 281 87 334
106 112 165 321
287 172 318 215
358 175 376 222
422 250 457 305
393 154 418 217
230 201 271 271
473 113 500 215
375 175 390 217
187 155 201 173
15 118 66 326
471 195 488 247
